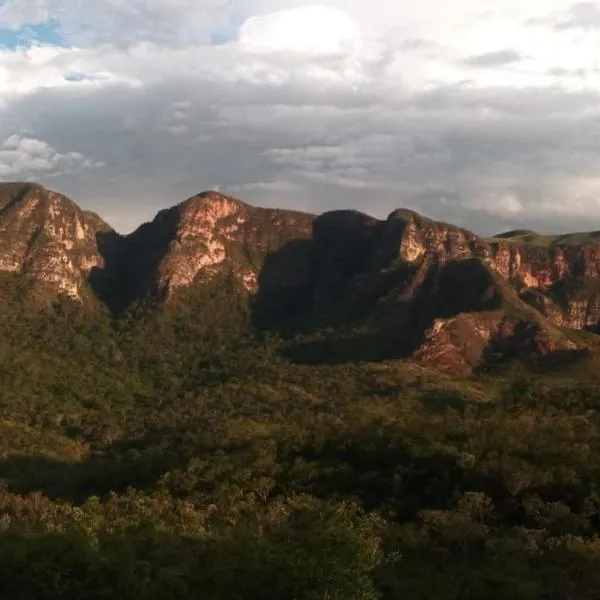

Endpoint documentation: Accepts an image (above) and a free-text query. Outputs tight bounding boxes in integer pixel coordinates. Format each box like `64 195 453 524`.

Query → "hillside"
4 182 600 597
3 181 600 372
0 182 112 303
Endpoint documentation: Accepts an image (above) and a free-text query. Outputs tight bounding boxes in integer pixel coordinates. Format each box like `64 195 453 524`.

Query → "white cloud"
1 1 600 234
0 134 102 177
0 0 50 29
239 5 362 54
462 192 524 216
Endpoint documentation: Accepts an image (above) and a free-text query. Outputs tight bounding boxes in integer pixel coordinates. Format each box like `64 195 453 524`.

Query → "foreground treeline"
2 284 600 598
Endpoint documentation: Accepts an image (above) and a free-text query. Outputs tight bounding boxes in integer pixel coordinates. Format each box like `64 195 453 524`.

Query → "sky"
1 1 600 234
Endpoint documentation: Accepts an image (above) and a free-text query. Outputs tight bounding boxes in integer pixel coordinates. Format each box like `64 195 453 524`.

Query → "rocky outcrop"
314 208 600 333
153 192 312 298
1 182 599 371
253 208 598 370
100 191 314 311
0 182 111 300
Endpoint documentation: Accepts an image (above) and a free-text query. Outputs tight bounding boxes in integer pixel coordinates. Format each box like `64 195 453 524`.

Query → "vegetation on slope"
490 228 600 247
1 268 600 599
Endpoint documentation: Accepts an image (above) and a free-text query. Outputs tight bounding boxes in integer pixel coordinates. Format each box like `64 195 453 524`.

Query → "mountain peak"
178 190 248 213
0 182 111 301
2 183 600 373
387 207 421 221
175 191 248 238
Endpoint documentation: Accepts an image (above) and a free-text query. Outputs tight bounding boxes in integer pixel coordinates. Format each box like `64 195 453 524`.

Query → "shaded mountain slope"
1 182 600 371
93 191 313 313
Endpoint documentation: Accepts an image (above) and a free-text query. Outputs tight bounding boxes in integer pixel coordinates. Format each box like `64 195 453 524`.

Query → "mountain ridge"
3 180 600 372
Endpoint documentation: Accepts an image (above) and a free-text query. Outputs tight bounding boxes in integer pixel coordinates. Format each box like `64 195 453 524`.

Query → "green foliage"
2 275 600 597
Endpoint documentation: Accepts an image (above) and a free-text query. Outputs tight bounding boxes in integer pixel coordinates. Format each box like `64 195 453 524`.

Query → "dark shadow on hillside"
419 389 469 415
88 207 183 314
252 239 316 331
0 183 36 218
0 426 194 502
253 210 390 334
280 334 414 365
524 348 592 374
253 212 505 365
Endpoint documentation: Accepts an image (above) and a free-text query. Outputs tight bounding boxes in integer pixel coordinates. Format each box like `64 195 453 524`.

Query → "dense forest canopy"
0 270 600 600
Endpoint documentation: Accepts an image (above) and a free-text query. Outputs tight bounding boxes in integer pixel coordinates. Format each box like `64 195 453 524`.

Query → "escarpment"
2 181 600 371
0 182 111 301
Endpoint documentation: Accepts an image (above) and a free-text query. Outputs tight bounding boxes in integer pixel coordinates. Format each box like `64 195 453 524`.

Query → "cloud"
461 192 524 216
0 0 600 236
0 0 234 47
464 49 526 67
555 2 600 30
0 0 50 29
239 5 362 54
0 134 102 177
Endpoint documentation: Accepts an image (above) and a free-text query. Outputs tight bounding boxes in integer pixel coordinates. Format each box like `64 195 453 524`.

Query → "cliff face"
483 242 600 330
379 214 600 332
252 208 596 370
0 183 111 301
311 208 600 333
110 191 313 310
153 192 313 298
1 181 599 371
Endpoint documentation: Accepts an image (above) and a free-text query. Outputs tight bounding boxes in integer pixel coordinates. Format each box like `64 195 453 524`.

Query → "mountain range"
2 180 600 373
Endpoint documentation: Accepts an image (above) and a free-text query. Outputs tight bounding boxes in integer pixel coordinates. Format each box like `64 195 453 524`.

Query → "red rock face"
0 183 598 372
483 243 600 330
413 314 503 374
135 191 314 301
487 244 578 290
0 182 111 300
373 213 600 332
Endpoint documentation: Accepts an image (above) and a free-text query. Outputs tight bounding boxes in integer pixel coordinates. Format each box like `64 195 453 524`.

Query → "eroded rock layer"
0 182 111 300
2 181 600 371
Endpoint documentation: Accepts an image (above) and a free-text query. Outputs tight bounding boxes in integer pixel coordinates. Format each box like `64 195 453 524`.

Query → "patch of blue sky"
209 4 249 46
0 19 67 49
63 71 115 84
64 72 87 82
210 30 230 45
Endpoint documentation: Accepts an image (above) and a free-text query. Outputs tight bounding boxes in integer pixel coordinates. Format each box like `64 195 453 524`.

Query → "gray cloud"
2 2 600 237
548 67 589 78
464 49 526 67
4 71 600 237
555 2 600 30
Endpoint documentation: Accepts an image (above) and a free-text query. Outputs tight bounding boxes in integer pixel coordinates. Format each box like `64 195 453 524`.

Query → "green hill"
2 184 600 598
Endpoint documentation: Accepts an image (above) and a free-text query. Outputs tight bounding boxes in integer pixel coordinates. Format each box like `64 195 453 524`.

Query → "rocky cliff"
256 209 591 371
0 182 112 301
2 181 600 371
94 191 313 312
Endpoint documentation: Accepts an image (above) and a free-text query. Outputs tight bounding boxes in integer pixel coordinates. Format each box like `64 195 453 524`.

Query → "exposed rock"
414 313 505 374
252 207 596 370
1 181 600 371
0 182 111 301
99 191 313 311
151 191 313 298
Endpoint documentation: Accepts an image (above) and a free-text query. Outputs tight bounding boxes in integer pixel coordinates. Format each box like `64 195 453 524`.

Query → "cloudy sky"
1 0 600 234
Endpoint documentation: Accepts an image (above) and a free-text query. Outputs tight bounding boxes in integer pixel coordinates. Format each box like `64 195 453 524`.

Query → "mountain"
1 181 600 371
0 182 112 302
5 187 600 600
94 190 313 313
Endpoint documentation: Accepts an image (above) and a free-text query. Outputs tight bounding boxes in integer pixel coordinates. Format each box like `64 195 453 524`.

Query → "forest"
1 273 600 599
